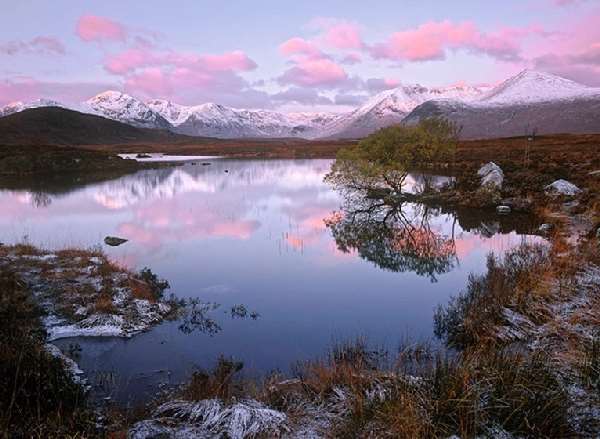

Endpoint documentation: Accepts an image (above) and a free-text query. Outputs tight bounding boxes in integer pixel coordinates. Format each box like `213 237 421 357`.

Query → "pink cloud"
322 23 363 50
76 15 127 42
369 20 532 62
104 48 152 74
279 37 323 58
104 48 257 75
529 12 600 85
278 57 347 87
100 43 258 102
0 36 65 56
0 77 115 106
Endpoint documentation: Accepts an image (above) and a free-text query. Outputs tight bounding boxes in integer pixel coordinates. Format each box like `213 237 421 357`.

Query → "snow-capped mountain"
321 83 488 138
84 91 171 130
477 70 600 105
145 99 190 126
1 70 599 140
478 70 600 106
146 99 340 138
403 70 600 139
0 99 66 118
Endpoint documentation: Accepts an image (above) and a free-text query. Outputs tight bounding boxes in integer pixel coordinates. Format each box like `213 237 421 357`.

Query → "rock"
596 227 600 240
104 236 128 247
544 179 581 196
136 153 152 159
496 205 511 215
202 162 211 166
478 162 504 188
539 223 554 234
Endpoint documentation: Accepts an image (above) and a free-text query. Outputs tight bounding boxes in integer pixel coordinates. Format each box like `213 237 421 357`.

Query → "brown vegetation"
0 269 94 438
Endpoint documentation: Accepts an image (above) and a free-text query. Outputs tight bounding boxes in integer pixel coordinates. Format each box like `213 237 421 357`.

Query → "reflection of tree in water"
178 300 260 336
325 186 458 282
30 192 52 208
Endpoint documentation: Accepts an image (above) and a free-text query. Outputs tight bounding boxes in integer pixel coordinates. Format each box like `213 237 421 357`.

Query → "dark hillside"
0 107 191 146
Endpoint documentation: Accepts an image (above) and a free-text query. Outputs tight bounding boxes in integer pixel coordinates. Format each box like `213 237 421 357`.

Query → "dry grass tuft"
182 356 244 401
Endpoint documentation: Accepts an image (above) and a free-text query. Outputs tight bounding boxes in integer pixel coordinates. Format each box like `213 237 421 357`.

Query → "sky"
1 0 599 111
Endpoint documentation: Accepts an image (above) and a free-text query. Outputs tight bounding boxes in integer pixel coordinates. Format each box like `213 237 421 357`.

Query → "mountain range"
2 70 599 140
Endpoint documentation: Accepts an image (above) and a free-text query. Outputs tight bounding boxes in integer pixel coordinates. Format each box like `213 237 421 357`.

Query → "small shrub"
135 267 170 301
183 356 244 401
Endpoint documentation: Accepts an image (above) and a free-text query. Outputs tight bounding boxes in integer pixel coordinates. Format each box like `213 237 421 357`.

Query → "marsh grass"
0 269 94 439
182 356 245 401
434 244 552 349
266 338 572 438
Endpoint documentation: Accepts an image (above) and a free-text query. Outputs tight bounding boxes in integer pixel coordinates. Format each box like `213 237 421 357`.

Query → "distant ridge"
0 107 191 146
2 70 600 140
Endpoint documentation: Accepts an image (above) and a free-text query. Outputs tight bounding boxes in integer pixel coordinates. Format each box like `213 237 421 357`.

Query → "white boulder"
544 179 581 196
478 162 504 188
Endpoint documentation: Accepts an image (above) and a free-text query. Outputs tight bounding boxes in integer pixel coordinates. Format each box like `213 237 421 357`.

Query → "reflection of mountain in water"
0 159 335 209
92 159 333 209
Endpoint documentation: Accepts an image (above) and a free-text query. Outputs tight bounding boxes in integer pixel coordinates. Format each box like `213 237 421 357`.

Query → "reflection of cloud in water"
92 161 334 210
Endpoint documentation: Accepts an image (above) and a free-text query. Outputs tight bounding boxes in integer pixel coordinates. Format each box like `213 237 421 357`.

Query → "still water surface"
0 159 542 402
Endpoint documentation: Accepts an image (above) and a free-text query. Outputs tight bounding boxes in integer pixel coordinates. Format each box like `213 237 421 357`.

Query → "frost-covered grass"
0 243 178 341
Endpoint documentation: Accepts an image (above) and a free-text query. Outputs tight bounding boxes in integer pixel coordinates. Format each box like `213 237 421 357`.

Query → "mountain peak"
89 90 136 103
480 70 600 105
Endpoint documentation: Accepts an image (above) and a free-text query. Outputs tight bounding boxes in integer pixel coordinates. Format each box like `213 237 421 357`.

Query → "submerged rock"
104 236 128 246
544 179 581 197
478 162 504 188
496 205 511 215
500 197 532 212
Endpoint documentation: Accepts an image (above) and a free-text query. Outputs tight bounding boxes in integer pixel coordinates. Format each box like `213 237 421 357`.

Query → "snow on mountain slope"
478 70 600 106
0 99 66 117
85 91 171 130
145 99 190 126
321 83 487 138
147 100 341 138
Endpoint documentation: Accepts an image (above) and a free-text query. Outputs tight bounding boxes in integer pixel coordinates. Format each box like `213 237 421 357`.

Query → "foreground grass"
3 240 598 437
0 269 95 439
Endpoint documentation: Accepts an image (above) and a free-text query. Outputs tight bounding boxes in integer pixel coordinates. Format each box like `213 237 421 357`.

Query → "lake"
0 158 543 403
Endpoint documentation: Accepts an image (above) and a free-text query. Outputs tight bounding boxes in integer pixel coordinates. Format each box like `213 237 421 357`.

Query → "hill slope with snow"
478 70 600 106
84 91 172 130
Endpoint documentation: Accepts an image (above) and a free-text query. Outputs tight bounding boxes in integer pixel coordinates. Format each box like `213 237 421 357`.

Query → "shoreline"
1 139 599 437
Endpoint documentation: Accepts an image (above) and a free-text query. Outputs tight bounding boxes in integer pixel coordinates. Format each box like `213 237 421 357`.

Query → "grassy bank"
0 268 95 438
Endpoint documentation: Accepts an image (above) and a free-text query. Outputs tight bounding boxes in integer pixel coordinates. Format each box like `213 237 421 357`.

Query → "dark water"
0 159 542 403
